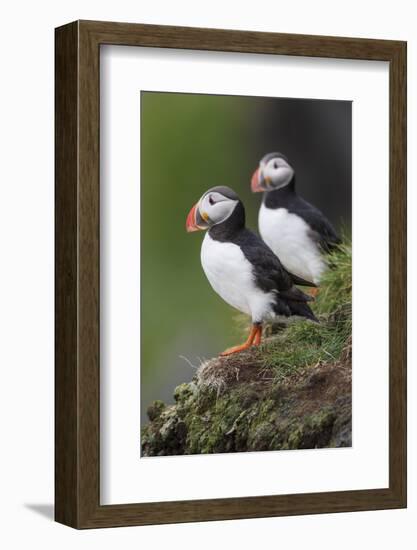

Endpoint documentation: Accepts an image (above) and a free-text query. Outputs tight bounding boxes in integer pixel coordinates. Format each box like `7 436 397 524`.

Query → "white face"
261 156 294 190
198 191 238 226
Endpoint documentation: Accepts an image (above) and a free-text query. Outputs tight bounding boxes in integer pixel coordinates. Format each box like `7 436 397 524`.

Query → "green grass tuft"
314 241 352 316
260 242 352 380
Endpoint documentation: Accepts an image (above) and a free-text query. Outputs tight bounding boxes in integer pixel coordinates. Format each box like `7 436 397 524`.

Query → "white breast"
200 233 276 323
258 204 325 285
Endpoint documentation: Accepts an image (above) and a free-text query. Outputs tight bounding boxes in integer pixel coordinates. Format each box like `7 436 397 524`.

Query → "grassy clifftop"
141 244 352 456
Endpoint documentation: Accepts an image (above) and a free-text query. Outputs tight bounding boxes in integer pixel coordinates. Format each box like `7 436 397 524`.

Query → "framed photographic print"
55 20 407 528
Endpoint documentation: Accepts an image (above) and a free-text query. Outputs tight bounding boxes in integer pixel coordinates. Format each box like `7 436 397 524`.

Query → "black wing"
234 229 294 293
234 229 318 322
291 196 341 253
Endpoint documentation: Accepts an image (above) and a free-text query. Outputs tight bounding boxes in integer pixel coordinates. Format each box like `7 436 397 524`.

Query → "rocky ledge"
141 335 351 456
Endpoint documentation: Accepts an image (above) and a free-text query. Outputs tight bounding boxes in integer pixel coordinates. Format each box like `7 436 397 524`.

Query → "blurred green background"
141 91 351 425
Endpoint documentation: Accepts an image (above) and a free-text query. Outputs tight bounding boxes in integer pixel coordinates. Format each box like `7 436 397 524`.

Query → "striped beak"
186 203 209 232
186 203 199 232
251 167 263 192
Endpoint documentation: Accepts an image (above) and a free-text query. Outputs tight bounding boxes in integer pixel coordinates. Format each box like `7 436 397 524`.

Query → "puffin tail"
287 300 319 323
287 270 317 288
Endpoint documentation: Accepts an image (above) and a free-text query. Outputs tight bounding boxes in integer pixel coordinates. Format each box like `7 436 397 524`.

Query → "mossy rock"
141 346 352 456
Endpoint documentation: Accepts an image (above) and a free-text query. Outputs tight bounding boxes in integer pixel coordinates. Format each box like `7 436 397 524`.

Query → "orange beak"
251 167 262 192
186 203 200 232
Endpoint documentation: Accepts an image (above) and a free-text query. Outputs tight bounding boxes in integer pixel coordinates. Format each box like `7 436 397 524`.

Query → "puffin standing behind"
251 153 341 286
186 186 318 356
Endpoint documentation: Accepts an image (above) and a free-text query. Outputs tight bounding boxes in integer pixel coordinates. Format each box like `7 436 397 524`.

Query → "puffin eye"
273 162 279 169
208 195 215 205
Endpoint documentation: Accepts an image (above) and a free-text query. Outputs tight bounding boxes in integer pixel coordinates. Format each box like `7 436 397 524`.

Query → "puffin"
186 186 318 356
251 153 341 286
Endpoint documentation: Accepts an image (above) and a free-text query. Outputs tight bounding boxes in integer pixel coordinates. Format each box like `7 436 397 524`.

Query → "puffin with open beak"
251 153 341 286
186 186 318 356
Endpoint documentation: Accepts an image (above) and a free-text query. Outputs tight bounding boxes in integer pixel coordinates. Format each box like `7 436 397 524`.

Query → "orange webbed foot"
220 342 253 356
309 287 319 298
253 325 263 346
220 324 262 356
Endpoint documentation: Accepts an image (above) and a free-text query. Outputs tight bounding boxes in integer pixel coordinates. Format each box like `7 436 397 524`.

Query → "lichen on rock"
141 342 351 456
